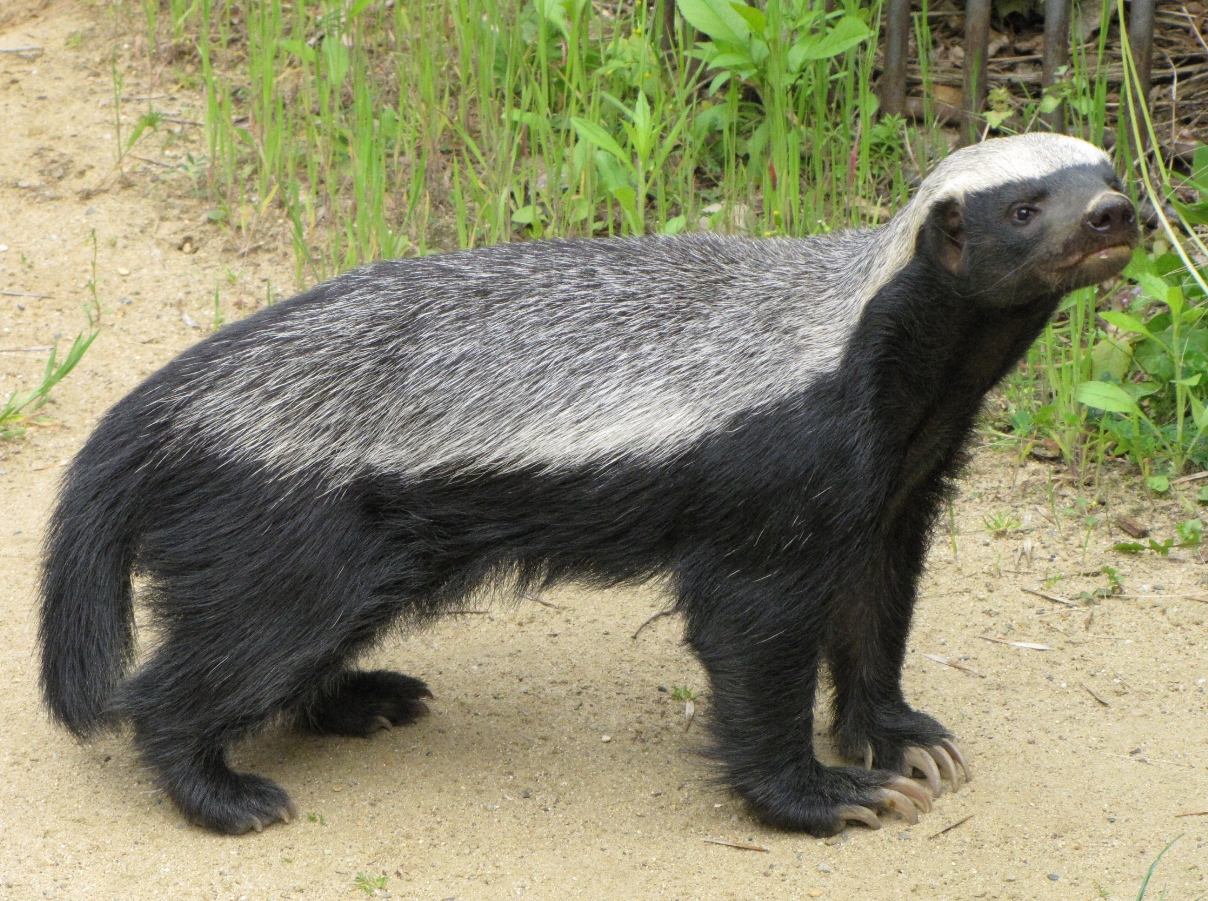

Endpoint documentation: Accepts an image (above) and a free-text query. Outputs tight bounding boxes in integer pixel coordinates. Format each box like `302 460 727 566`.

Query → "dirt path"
0 3 1204 899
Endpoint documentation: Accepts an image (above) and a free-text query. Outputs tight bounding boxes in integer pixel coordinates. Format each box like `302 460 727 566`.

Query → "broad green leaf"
1135 270 1171 305
593 151 630 193
511 204 539 225
675 0 751 46
1192 143 1208 188
662 214 688 235
1191 394 1208 432
730 2 766 34
788 15 870 67
1171 199 1208 227
571 118 629 165
321 38 350 85
710 51 759 73
1099 309 1153 338
1075 380 1142 416
279 39 316 62
1147 475 1170 494
1090 337 1132 382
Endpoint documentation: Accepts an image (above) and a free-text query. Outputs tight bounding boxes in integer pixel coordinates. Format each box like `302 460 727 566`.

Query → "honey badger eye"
1010 204 1039 224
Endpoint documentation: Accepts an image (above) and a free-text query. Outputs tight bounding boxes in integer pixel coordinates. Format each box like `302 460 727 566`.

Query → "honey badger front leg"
680 566 933 836
825 478 972 799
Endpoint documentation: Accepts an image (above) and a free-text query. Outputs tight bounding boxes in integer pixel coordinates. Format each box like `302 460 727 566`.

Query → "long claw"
928 744 960 791
903 747 942 798
374 715 393 732
837 805 881 830
250 817 264 834
282 800 299 824
885 775 931 814
941 738 972 783
879 789 920 825
863 744 873 769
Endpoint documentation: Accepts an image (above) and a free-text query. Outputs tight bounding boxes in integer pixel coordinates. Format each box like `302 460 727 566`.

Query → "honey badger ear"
927 198 966 275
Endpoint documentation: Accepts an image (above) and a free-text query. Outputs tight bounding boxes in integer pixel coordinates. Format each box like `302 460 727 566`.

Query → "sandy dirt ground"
0 3 1204 899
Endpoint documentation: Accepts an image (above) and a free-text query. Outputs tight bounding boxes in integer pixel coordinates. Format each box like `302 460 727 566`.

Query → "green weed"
353 872 387 895
129 0 1208 484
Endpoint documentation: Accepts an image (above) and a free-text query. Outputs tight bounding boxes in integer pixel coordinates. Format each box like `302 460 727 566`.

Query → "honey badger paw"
833 707 970 798
744 766 933 837
854 738 971 798
301 670 433 737
892 739 972 797
171 768 299 835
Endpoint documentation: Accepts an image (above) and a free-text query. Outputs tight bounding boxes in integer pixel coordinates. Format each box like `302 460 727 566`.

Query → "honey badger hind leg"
121 476 429 834
297 670 433 737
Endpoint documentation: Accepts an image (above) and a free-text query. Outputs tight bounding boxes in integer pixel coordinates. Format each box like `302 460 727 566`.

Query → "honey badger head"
901 134 1139 305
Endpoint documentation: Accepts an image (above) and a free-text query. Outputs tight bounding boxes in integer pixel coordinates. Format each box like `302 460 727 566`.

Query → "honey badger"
39 133 1138 836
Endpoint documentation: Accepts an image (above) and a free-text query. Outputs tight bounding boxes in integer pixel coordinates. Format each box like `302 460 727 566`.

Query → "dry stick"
632 609 674 639
1022 587 1078 607
980 636 1056 651
1082 682 1111 706
0 47 42 53
702 839 769 852
519 592 561 611
1 291 54 299
928 815 974 839
131 155 175 169
1170 470 1208 485
922 653 985 678
1174 810 1208 818
0 346 53 353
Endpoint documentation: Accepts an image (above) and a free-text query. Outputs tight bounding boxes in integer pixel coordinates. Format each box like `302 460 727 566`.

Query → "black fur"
39 150 1138 835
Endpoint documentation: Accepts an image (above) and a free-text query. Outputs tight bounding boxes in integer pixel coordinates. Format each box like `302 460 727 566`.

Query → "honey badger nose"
1084 193 1136 239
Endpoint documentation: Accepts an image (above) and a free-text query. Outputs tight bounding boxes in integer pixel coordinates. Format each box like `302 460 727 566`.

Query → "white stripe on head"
864 134 1112 300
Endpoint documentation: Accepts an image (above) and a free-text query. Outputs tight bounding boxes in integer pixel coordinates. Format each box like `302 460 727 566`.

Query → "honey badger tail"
38 410 153 737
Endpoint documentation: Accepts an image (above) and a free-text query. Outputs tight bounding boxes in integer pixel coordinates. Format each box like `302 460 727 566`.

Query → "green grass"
100 0 1207 482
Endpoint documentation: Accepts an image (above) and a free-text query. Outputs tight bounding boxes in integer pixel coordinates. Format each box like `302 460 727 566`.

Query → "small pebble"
117 267 130 276
816 862 833 874
601 735 611 742
1048 874 1060 881
0 244 8 251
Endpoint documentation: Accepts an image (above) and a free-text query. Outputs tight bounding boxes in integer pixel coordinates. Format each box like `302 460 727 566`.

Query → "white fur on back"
164 134 1109 481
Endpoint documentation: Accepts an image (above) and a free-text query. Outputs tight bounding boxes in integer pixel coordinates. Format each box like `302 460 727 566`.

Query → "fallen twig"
1022 587 1077 607
1174 810 1208 818
1170 471 1208 485
1 291 53 299
922 653 984 677
632 609 674 639
928 815 973 839
980 636 1055 651
1081 682 1110 706
519 591 561 610
702 839 768 852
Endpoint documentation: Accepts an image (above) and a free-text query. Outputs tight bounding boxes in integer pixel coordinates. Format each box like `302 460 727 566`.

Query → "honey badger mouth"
1066 241 1135 286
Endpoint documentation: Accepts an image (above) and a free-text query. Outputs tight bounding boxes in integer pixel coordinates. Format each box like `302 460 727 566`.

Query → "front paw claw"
885 774 931 813
879 788 920 825
838 805 882 830
941 738 972 783
902 747 943 798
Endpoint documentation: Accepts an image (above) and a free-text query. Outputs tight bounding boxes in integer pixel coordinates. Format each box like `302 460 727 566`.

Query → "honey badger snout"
1083 192 1136 240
